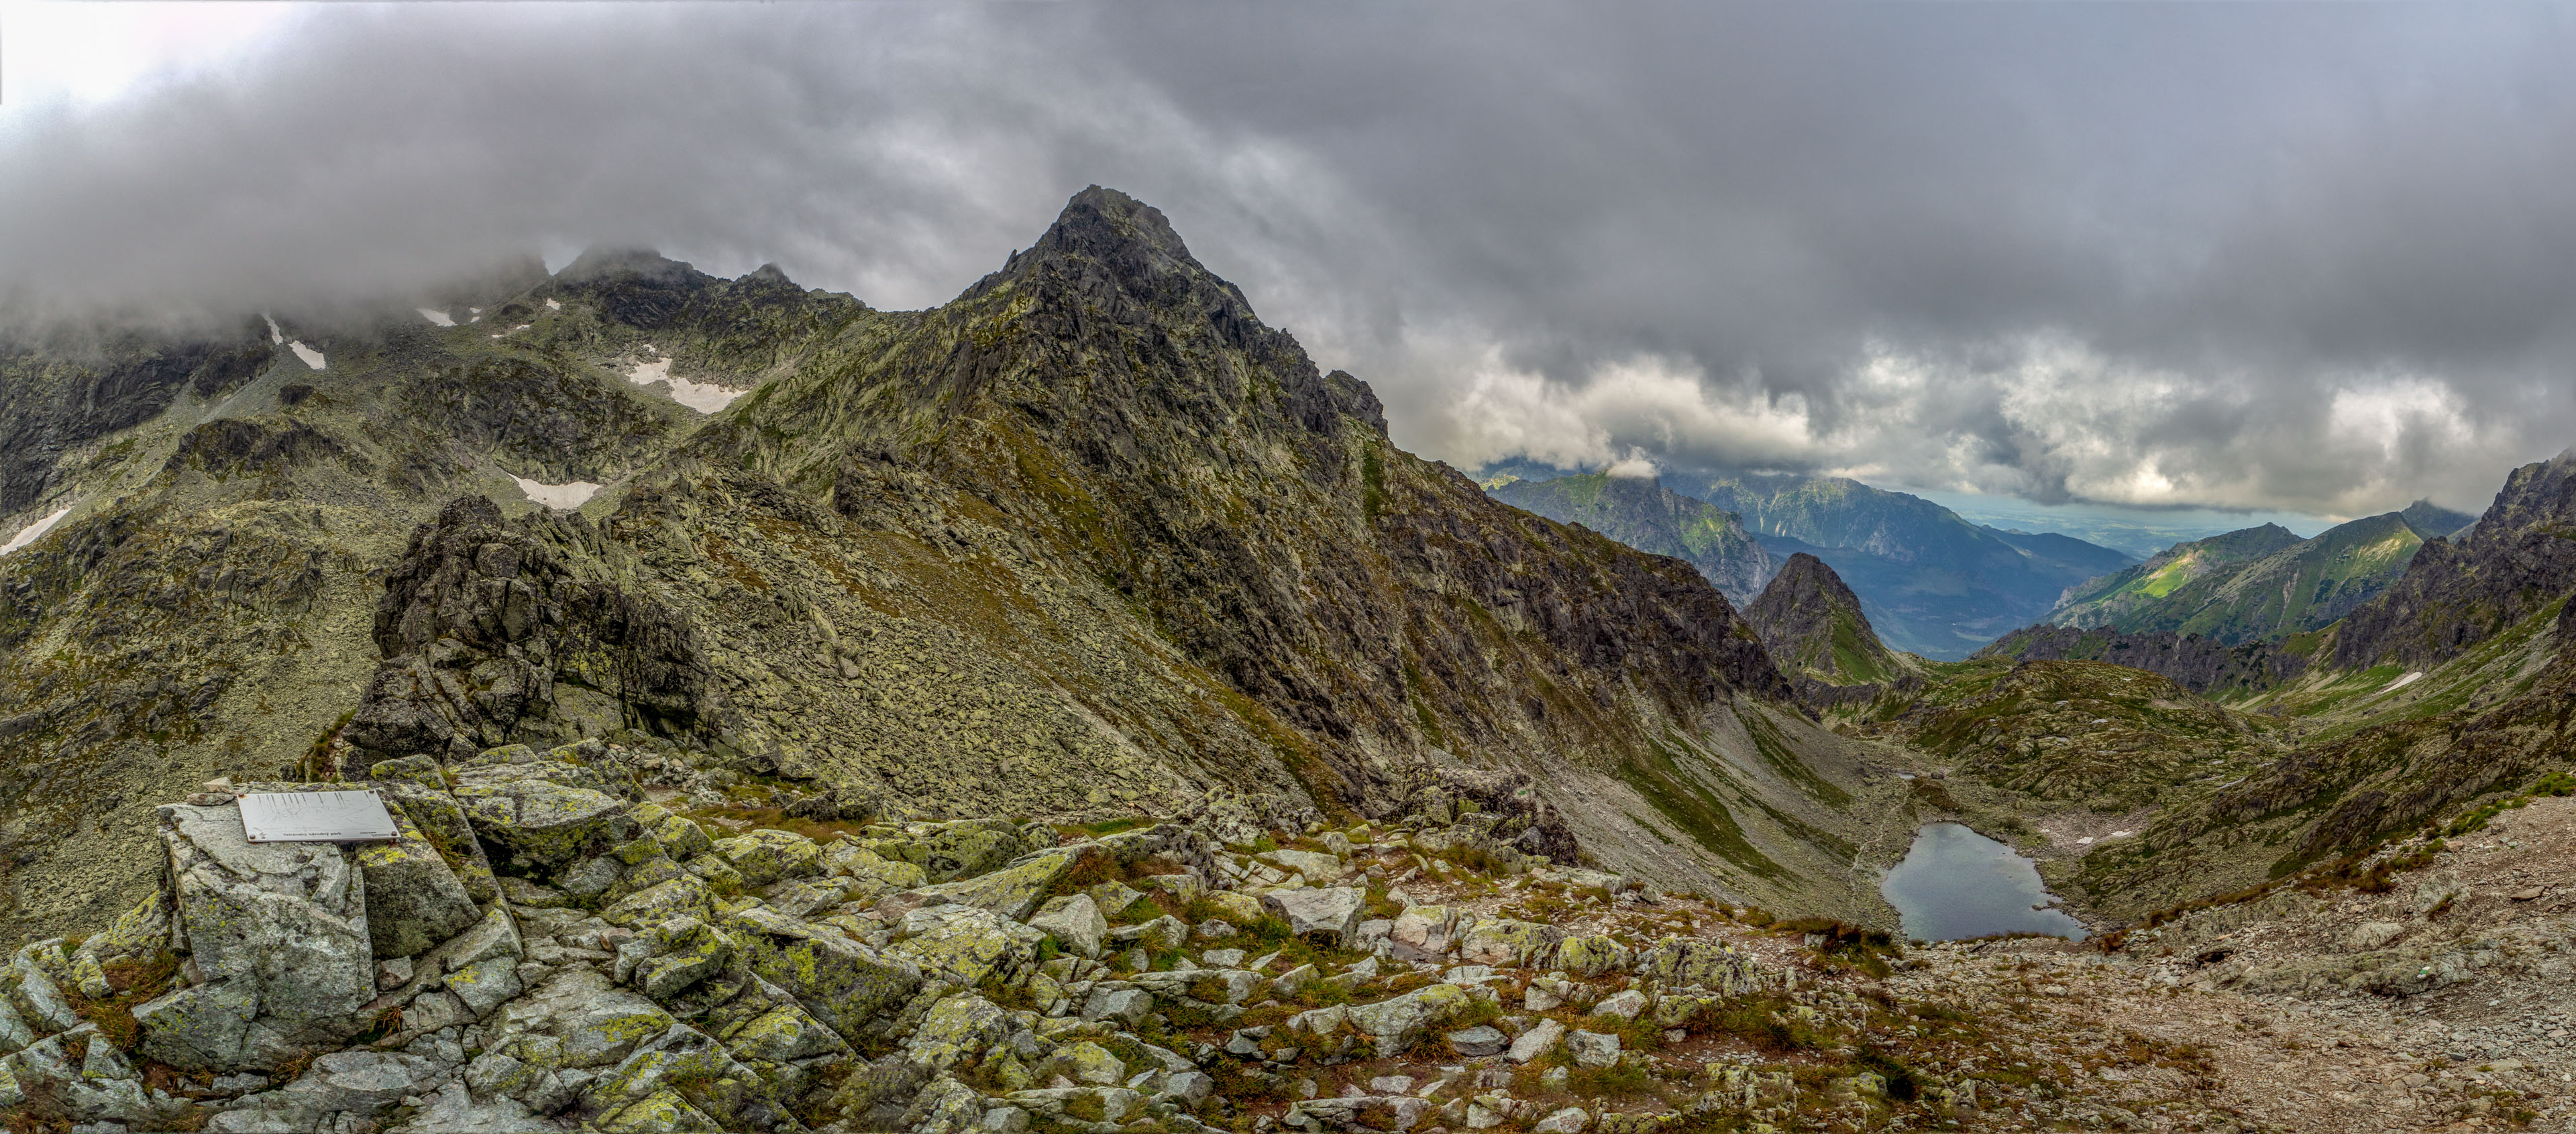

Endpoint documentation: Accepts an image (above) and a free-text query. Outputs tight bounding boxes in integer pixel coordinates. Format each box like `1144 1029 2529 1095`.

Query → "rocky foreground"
2 738 2569 1133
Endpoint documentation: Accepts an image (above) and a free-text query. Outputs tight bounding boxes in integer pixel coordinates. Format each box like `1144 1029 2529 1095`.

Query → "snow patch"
624 355 746 414
0 507 72 557
544 298 561 310
2382 671 2425 693
262 315 283 344
287 341 325 370
509 475 600 510
418 308 455 327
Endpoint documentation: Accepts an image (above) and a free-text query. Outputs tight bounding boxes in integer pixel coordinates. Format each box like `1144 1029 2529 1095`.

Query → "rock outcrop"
2333 448 2576 669
1744 552 1919 704
344 496 716 768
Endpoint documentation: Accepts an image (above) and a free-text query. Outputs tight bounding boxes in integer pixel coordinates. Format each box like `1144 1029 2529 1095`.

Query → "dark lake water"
1880 822 2088 942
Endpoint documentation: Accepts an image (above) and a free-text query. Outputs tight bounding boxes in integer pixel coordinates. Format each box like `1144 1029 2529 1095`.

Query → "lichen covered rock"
356 799 484 959
139 800 374 1070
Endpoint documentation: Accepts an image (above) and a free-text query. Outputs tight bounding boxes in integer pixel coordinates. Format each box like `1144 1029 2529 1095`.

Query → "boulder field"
9 738 2539 1133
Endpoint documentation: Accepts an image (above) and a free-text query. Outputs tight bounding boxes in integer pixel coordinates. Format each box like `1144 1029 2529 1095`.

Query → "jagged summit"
1026 185 1203 275
1745 552 1911 689
2334 449 2576 667
2399 498 2477 538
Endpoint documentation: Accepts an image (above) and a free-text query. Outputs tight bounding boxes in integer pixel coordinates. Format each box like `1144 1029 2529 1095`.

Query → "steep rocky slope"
2332 449 2576 669
1690 474 2131 661
0 249 871 945
1742 553 1920 702
2047 512 2451 646
1 188 1912 948
1484 473 1774 602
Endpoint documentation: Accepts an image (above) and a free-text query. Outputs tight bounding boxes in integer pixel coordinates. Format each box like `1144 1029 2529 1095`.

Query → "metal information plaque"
238 791 400 842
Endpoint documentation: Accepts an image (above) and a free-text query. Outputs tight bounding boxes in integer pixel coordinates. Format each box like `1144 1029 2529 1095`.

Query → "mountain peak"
1746 553 1909 687
2398 498 2475 538
1011 185 1204 280
555 247 698 285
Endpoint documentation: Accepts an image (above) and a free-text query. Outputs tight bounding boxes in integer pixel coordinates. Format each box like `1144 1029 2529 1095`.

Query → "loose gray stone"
1448 1025 1509 1057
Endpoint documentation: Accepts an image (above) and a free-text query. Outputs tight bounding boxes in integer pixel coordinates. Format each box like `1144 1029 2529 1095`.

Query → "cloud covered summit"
7 2 2575 517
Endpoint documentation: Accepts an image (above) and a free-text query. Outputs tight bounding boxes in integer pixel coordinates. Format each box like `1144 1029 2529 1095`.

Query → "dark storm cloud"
5 2 2574 516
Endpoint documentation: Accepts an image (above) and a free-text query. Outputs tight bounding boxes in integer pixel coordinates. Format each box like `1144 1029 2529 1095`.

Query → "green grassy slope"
2045 514 2428 644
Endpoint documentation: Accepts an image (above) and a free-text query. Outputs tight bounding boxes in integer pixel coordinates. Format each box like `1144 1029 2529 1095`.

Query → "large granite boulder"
453 778 637 874
1263 886 1366 945
1289 982 1482 1058
135 800 374 1070
488 967 678 1070
728 907 922 1041
884 904 1046 986
453 741 643 801
1458 917 1563 967
357 799 483 959
715 830 824 887
368 756 502 903
1634 937 1768 995
906 844 1089 921
1027 895 1108 958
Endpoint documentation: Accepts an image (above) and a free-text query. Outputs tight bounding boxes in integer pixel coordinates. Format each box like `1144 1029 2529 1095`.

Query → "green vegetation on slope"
2046 512 2451 646
1863 660 2282 815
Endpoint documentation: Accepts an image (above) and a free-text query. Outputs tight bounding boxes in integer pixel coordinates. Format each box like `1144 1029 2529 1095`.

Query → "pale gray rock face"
488 966 676 1070
283 1050 449 1114
1448 1025 1509 1057
731 906 924 1040
1509 1017 1566 1064
1568 1029 1622 1068
1261 886 1365 944
1026 895 1108 959
357 802 484 959
386 1078 554 1133
144 801 375 1070
451 779 637 874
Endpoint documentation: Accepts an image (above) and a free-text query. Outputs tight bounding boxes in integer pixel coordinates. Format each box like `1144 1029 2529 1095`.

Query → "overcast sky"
6 1 2574 519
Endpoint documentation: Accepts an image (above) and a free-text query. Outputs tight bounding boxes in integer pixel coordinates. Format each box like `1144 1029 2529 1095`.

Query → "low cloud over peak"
7 3 2571 516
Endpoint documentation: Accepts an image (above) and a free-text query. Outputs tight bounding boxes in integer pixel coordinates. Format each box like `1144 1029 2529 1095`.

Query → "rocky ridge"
1974 626 2308 699
2332 449 2576 670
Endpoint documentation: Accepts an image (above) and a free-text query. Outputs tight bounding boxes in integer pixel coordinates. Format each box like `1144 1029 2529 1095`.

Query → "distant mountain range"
1485 469 2135 659
2041 500 2477 644
1482 472 1773 602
